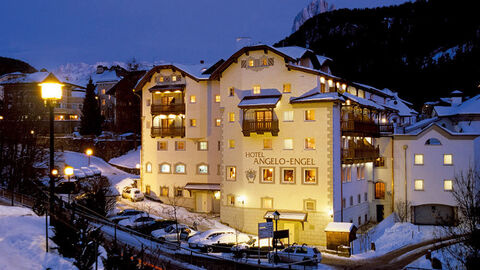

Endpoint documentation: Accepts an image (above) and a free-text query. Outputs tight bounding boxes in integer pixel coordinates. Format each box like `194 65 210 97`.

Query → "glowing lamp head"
64 166 74 176
51 169 59 176
272 210 281 221
381 118 387 123
85 148 93 156
328 209 334 217
0 116 3 120
39 73 63 100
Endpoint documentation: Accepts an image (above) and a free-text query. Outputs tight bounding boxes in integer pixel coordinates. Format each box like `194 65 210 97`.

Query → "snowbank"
109 147 140 169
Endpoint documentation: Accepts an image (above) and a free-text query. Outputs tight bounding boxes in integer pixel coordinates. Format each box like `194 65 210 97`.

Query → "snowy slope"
108 147 140 169
0 205 77 270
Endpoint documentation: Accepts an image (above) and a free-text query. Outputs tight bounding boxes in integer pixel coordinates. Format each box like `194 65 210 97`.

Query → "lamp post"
64 166 74 203
86 148 93 166
272 210 280 262
40 73 63 250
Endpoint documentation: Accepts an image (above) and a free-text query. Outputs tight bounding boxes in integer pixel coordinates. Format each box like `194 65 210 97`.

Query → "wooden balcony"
341 120 380 137
151 103 185 115
342 145 380 164
242 119 279 136
379 124 394 133
151 127 185 138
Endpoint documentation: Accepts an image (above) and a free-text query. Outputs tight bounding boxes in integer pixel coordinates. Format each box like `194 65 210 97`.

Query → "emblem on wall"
245 169 256 183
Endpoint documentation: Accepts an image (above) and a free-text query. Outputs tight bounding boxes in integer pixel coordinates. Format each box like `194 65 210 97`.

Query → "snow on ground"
407 243 464 269
0 205 77 270
108 147 140 169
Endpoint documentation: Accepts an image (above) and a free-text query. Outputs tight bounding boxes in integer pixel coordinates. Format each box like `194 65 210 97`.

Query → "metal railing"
341 120 380 137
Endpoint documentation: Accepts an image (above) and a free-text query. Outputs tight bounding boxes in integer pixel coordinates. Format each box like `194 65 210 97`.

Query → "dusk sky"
1 0 410 70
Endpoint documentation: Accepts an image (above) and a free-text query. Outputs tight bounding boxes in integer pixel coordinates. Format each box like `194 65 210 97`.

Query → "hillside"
0 56 37 75
276 0 480 107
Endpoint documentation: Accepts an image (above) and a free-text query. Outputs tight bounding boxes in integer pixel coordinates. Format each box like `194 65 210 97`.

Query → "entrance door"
196 192 208 213
376 205 384 222
283 222 296 245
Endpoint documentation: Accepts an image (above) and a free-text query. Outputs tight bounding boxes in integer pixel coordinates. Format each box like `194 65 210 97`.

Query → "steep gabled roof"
434 94 480 117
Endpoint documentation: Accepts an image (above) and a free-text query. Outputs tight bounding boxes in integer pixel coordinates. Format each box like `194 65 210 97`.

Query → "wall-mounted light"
238 196 246 205
328 209 333 218
214 191 221 200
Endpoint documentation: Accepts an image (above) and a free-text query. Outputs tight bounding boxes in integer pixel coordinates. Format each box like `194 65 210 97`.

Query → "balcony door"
161 118 174 129
161 96 174 105
256 110 272 129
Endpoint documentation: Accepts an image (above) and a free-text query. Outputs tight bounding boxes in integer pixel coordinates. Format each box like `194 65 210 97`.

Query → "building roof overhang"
184 183 220 191
264 211 307 222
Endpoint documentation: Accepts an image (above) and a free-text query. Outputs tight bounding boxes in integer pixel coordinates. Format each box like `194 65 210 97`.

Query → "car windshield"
165 226 174 233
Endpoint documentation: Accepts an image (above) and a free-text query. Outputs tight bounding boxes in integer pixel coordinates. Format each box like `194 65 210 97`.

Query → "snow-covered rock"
292 0 335 33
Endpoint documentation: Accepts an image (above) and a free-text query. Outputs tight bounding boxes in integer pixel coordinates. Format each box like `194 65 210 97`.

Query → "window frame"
215 94 221 103
263 138 273 150
174 187 184 197
304 110 315 121
190 118 197 127
304 199 316 211
225 166 237 181
174 163 186 174
443 154 453 165
159 162 172 174
157 141 168 151
414 154 424 165
197 163 209 175
444 179 453 191
229 112 235 122
175 141 186 151
414 179 424 191
375 182 385 199
280 167 296 184
160 186 169 197
261 197 274 209
198 141 208 151
260 167 275 184
283 111 294 122
145 162 152 173
302 167 318 185
190 95 196 103
215 118 221 127
304 137 316 150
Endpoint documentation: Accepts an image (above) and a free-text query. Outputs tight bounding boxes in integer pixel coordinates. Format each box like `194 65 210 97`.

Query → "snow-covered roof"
275 46 311 60
290 92 344 103
403 117 438 134
91 70 122 84
238 88 282 99
263 211 307 221
351 82 393 98
184 183 220 191
342 92 384 110
325 222 355 232
173 63 212 80
0 71 85 88
238 96 281 108
434 94 480 117
316 55 332 65
399 121 480 137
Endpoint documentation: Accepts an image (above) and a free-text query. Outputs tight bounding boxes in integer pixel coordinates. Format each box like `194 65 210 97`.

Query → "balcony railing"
379 124 394 133
151 103 185 115
342 145 380 164
151 127 185 138
242 119 279 136
341 120 380 137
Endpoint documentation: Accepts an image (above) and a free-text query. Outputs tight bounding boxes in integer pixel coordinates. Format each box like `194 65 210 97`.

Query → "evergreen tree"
80 79 103 136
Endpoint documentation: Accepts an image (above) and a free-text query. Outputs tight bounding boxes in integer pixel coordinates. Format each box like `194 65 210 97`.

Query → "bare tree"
395 199 412 222
440 168 480 270
165 186 185 243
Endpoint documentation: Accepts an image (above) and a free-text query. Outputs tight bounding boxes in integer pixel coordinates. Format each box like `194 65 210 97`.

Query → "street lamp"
272 210 280 262
39 73 63 240
64 166 74 203
85 148 93 166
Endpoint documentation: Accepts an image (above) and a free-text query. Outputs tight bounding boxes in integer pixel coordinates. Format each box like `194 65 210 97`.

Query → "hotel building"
137 45 422 246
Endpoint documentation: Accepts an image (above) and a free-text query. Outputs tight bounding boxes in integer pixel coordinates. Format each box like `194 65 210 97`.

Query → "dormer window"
253 85 261 95
159 76 164 82
249 60 254 67
172 75 177 82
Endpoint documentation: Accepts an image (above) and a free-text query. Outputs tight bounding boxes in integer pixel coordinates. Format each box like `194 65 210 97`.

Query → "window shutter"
268 58 274 66
241 60 247 68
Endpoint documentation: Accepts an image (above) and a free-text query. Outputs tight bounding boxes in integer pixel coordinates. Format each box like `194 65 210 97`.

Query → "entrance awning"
184 183 220 191
149 84 186 92
264 211 307 222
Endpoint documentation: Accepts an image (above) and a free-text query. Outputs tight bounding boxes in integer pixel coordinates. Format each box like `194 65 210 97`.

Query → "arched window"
145 162 152 173
425 138 442 145
175 163 186 174
153 115 162 128
159 163 171 173
375 182 385 199
197 164 208 174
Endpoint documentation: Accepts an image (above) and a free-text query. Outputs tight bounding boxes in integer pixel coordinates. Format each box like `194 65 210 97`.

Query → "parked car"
151 224 196 242
118 214 160 229
137 219 177 235
267 244 321 265
188 228 236 249
232 238 284 259
80 167 95 178
122 187 144 201
108 209 146 223
197 232 251 253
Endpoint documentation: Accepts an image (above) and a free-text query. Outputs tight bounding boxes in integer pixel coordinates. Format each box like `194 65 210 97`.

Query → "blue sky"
1 0 410 69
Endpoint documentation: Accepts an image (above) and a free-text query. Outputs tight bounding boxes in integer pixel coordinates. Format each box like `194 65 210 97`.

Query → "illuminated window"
160 186 169 197
414 179 424 191
159 76 164 82
283 83 291 93
305 110 315 121
101 89 106 95
215 118 221 126
346 167 352 182
281 168 295 184
190 119 197 127
197 164 208 174
228 140 235 149
303 168 317 184
175 163 186 174
444 154 453 165
215 95 221 103
261 167 274 183
198 141 208 151
357 165 365 180
262 58 268 66
226 166 236 181
102 99 106 105
248 60 254 67
375 182 385 199
305 137 315 149
175 141 186 151
175 187 183 197
159 163 171 174
263 139 272 150
171 75 177 82
145 162 152 173
414 154 424 165
227 194 235 206
157 141 167 151
284 139 293 150
229 87 235 96
304 200 316 211
283 111 293 122
253 85 261 94
262 197 273 209
190 95 196 103
229 112 235 122
444 180 453 191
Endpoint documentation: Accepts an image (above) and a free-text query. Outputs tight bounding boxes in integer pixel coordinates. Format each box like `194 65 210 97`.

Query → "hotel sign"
245 152 315 166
